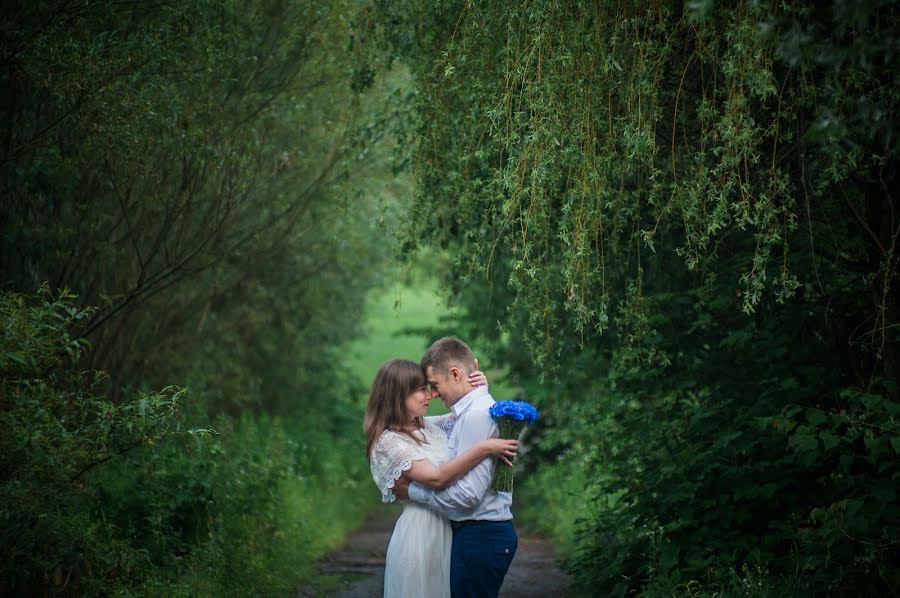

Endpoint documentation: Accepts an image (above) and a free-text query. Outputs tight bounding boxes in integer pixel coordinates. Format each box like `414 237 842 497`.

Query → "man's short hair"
421 336 474 375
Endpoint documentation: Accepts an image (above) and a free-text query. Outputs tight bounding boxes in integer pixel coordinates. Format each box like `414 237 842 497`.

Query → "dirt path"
305 505 569 597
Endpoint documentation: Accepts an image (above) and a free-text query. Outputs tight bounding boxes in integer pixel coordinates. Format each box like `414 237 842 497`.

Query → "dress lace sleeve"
425 413 457 437
370 431 425 503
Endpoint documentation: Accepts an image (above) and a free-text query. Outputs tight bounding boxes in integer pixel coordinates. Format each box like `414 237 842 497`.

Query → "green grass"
344 281 451 390
344 278 517 416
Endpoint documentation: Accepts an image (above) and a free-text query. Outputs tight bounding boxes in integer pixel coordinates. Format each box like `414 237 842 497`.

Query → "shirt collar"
450 385 490 417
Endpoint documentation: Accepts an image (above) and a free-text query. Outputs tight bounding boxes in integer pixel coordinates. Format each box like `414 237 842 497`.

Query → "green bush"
91 414 375 597
369 0 900 595
1 0 403 594
1 286 188 595
1 287 381 595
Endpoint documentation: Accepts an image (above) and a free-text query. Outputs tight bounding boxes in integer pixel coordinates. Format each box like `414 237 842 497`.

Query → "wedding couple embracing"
364 336 519 598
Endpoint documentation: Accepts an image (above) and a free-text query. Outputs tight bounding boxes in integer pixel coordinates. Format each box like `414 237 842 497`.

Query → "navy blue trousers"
450 521 518 598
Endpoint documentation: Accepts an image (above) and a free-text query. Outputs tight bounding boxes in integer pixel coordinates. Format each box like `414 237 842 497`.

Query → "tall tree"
1 0 396 413
369 0 899 594
1 1 404 593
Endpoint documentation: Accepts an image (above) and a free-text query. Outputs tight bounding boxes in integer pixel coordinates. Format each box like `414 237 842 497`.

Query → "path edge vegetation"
2 1 898 596
1 1 405 595
363 1 899 596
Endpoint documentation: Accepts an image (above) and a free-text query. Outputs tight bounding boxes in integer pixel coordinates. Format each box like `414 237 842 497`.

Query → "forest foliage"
365 0 899 595
3 0 899 596
1 0 397 595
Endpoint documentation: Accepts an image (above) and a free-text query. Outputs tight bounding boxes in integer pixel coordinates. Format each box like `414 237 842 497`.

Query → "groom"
394 336 517 598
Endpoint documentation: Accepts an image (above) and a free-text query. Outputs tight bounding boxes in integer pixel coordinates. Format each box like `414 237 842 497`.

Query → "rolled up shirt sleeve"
407 410 497 512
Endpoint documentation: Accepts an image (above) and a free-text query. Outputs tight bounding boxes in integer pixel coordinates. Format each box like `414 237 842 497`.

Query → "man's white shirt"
408 385 513 521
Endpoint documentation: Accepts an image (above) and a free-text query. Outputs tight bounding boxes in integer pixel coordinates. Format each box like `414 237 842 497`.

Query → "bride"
365 358 516 598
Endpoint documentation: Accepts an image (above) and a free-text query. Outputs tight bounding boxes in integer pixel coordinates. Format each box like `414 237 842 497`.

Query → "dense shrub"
368 0 900 595
1 287 378 595
1 287 187 594
1 1 400 593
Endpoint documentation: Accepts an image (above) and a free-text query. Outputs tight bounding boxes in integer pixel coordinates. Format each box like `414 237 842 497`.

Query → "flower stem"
491 418 526 492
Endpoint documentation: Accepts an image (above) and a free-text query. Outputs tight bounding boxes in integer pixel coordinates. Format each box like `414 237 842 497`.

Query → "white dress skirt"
370 416 456 598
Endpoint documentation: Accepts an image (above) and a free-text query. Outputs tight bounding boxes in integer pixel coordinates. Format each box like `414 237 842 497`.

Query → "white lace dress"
370 415 455 598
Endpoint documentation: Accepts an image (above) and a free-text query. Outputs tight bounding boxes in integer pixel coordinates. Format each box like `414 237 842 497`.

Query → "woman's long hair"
364 358 427 459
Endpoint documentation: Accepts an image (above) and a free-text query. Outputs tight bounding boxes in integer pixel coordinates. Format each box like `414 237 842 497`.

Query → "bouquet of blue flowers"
489 400 540 492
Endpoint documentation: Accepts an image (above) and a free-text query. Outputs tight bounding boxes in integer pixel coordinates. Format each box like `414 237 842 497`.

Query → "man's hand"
393 474 412 501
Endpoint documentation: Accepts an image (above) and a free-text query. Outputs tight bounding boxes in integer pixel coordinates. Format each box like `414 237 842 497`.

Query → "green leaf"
794 434 818 452
820 431 840 451
806 408 827 427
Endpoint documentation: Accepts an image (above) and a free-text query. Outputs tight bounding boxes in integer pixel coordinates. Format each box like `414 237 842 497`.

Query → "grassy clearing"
344 276 516 416
344 281 451 395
